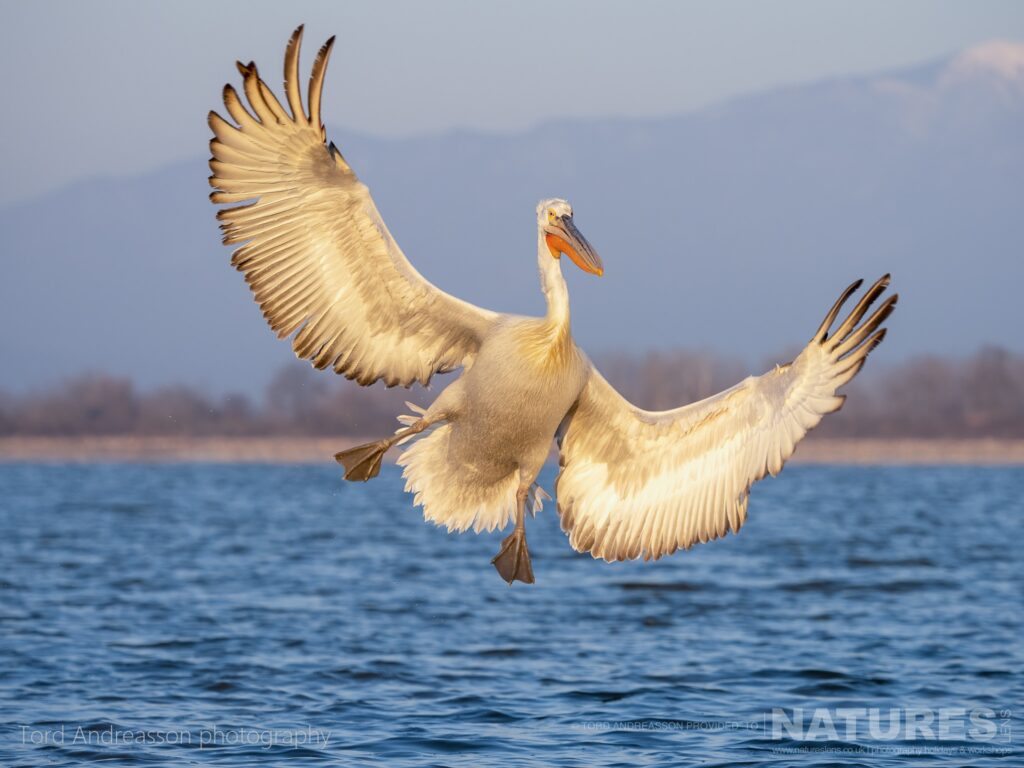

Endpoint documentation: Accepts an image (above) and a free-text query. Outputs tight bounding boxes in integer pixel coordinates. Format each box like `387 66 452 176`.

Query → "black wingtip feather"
815 277 865 343
868 327 888 351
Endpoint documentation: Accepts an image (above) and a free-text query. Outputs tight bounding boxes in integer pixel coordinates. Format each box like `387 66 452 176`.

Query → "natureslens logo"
770 707 1010 743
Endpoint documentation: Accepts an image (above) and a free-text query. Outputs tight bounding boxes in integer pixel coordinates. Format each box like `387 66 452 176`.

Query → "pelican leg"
334 418 430 482
491 487 535 585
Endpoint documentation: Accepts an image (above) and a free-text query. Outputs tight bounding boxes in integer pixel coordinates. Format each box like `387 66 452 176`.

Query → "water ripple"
0 464 1021 766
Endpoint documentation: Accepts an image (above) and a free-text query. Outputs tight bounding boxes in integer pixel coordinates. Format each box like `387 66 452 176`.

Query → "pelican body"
208 28 898 584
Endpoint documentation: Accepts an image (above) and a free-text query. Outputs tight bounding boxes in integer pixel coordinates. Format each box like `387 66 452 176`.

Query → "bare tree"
2 349 1022 438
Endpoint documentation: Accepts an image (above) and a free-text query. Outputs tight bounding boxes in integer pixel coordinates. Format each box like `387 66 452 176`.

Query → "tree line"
1 346 1021 438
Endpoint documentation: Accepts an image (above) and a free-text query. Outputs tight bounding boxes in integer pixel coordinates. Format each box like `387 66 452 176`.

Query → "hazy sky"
1 1 1022 206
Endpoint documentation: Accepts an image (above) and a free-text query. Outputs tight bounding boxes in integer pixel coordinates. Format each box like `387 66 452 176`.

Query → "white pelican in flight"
208 27 897 584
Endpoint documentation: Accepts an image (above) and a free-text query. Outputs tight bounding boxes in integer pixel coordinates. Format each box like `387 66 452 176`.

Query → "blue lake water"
0 463 1021 766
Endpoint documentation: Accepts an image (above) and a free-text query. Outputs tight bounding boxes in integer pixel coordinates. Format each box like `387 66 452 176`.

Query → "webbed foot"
334 440 389 481
491 528 535 585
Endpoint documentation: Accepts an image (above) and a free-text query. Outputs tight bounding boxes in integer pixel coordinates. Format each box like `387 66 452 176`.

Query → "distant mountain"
2 41 1021 395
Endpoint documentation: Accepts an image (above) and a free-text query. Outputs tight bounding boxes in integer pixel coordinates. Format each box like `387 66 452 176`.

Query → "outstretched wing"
208 27 499 387
556 276 897 562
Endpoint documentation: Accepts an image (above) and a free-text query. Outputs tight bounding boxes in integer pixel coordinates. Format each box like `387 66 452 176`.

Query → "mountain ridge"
2 43 1020 395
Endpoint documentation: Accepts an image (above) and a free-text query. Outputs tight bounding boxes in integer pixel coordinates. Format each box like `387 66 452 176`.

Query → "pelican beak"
545 215 603 276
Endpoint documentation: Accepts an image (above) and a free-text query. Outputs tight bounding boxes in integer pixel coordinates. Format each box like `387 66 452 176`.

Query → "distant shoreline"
1 436 1023 466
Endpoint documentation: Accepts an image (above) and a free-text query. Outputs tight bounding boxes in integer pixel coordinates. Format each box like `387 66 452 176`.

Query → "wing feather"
208 26 499 387
556 276 897 562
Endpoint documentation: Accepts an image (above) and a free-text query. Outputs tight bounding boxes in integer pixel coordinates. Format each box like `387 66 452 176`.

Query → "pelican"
208 27 897 584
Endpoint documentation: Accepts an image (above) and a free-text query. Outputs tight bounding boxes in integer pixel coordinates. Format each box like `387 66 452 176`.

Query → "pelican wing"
208 28 499 387
556 277 897 562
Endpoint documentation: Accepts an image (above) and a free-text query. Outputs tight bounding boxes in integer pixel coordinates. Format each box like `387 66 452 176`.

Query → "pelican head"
537 198 603 276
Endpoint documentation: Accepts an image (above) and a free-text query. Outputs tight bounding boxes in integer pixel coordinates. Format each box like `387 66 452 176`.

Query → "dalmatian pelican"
208 27 897 584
